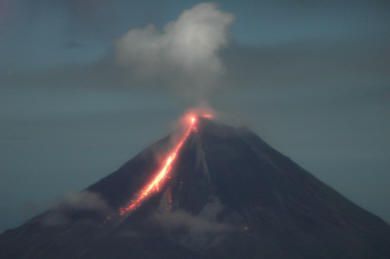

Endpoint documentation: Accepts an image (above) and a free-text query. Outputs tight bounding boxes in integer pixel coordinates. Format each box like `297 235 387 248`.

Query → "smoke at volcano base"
152 198 234 249
41 191 111 226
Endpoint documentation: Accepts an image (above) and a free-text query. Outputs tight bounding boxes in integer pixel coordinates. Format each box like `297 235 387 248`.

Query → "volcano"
1 115 389 259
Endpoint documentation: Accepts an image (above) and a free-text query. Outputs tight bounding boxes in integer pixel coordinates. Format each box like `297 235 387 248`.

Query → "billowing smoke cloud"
115 3 234 101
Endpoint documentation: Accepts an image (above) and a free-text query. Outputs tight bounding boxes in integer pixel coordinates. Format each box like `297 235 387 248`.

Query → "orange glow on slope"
119 112 199 215
201 113 214 119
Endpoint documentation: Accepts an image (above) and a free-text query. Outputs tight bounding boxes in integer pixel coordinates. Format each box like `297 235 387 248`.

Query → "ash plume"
115 3 234 102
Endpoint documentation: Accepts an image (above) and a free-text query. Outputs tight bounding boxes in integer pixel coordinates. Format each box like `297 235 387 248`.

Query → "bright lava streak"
119 113 199 216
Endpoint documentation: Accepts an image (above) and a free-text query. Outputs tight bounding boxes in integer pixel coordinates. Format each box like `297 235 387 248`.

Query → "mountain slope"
1 118 389 259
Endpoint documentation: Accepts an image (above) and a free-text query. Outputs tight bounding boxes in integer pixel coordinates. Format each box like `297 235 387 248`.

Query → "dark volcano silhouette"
1 119 389 259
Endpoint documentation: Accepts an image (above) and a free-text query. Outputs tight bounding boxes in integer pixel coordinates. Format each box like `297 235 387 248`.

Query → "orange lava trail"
119 114 198 216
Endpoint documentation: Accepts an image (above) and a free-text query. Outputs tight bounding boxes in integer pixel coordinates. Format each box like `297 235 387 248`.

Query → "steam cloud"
116 3 234 101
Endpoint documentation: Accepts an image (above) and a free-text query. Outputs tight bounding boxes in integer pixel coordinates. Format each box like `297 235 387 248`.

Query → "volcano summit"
1 113 389 259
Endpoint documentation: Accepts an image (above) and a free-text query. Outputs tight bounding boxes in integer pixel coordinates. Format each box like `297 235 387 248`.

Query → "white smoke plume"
115 3 234 101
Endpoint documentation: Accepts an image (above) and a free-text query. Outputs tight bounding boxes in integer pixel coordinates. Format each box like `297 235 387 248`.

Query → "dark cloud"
222 37 390 90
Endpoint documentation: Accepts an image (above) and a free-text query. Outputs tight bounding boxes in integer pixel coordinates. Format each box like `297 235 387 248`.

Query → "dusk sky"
0 0 389 232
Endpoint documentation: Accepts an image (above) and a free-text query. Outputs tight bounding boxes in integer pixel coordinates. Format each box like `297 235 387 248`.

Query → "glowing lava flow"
119 113 199 216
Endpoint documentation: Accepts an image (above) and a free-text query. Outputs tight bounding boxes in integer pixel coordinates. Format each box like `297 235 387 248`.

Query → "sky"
0 0 389 232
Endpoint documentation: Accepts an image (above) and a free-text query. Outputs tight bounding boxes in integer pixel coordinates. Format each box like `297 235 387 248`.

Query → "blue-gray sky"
0 0 389 232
